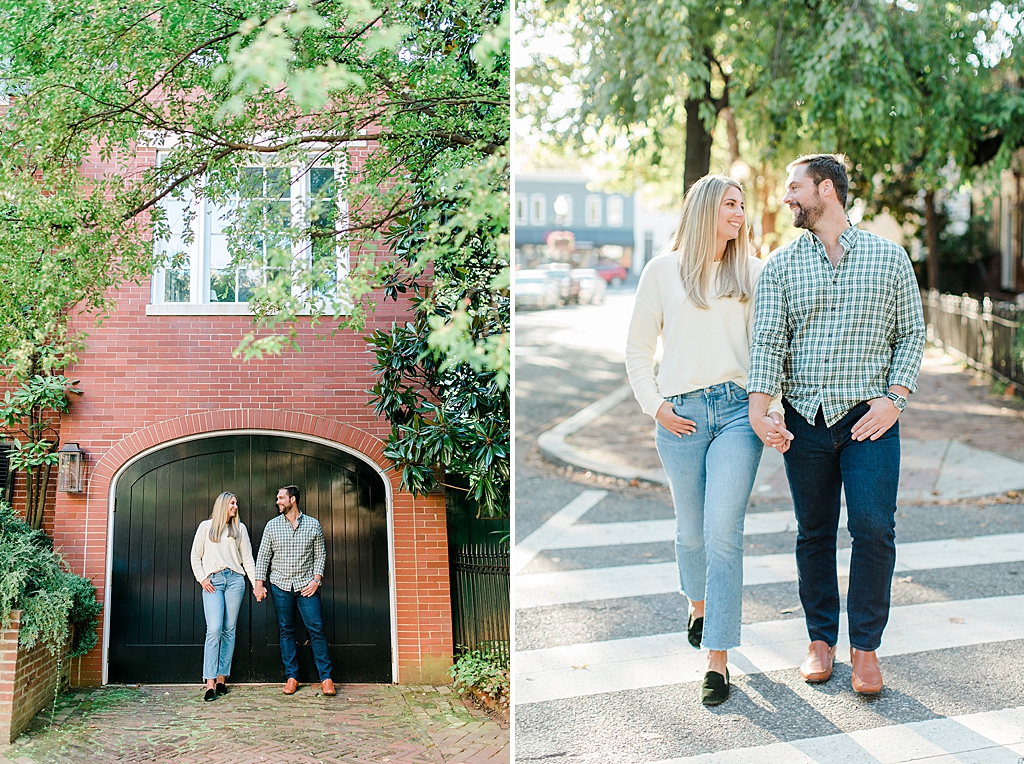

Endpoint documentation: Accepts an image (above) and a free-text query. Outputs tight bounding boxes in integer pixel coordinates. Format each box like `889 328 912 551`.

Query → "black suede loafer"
204 688 217 702
215 682 228 696
700 669 729 706
687 612 704 649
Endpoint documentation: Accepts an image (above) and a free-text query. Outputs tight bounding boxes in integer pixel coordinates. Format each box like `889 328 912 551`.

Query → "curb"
536 383 670 485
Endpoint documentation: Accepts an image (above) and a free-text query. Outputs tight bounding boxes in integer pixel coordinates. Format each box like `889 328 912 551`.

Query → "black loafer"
215 682 228 696
204 688 217 702
700 669 730 706
687 612 704 649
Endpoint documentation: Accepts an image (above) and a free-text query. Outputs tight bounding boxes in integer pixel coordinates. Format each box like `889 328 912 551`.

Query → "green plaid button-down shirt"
748 225 925 427
255 512 326 591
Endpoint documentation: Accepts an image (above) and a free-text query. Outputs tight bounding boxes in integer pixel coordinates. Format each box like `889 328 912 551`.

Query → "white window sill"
146 303 314 316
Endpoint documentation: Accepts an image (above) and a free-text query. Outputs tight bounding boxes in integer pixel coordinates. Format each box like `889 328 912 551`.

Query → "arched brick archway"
90 409 395 495
52 409 452 686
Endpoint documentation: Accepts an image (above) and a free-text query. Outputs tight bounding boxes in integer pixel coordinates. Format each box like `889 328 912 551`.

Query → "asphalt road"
513 288 1024 764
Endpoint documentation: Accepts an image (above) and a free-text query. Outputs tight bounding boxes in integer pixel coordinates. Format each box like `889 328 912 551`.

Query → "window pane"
310 167 334 197
266 168 291 199
209 234 232 269
236 267 260 302
242 168 264 199
164 266 191 303
209 268 236 302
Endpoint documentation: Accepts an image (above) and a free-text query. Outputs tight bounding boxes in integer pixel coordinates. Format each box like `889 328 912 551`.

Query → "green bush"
0 502 101 657
448 647 509 703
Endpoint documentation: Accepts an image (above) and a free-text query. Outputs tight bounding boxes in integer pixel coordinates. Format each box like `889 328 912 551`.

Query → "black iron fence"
450 543 510 664
922 289 1024 391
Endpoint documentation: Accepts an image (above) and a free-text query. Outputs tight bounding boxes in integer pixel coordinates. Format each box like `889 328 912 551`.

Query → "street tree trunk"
683 96 714 194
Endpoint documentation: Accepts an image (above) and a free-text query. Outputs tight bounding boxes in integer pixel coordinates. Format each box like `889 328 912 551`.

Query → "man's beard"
792 194 824 229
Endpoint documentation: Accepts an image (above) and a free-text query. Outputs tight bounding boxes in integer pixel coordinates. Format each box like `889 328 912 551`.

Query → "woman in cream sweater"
190 492 258 701
626 174 789 705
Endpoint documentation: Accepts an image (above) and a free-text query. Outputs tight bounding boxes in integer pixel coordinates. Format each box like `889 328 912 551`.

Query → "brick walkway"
0 683 508 764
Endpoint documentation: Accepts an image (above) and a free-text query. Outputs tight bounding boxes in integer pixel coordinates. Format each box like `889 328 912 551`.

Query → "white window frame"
147 150 351 316
607 195 624 227
515 193 528 226
530 193 547 226
585 195 602 227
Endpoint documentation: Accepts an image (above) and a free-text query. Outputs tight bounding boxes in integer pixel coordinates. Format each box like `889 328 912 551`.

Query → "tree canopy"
1 0 510 516
519 0 1024 284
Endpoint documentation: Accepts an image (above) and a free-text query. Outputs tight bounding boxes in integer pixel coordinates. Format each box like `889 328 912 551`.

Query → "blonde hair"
209 492 240 542
667 174 755 309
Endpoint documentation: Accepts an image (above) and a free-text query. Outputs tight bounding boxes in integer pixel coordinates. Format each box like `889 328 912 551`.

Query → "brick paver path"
0 683 508 764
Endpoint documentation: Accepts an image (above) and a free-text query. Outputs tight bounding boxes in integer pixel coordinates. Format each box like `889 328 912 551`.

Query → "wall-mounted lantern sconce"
57 443 86 493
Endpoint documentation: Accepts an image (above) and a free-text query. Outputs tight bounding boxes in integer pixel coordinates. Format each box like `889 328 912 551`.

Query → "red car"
594 261 628 287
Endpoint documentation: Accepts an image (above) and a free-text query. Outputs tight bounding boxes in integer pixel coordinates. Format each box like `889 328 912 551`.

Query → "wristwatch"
885 391 907 411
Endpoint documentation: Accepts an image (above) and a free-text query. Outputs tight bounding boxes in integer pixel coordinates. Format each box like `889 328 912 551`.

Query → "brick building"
4 141 453 688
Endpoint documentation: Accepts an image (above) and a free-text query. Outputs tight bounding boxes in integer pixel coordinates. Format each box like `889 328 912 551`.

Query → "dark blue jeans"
270 583 333 681
782 400 900 651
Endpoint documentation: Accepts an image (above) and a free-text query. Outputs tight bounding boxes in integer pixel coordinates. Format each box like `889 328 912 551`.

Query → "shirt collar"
801 221 859 251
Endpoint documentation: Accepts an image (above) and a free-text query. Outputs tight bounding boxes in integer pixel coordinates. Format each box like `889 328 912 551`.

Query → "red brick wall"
37 138 451 685
0 611 64 743
47 279 453 686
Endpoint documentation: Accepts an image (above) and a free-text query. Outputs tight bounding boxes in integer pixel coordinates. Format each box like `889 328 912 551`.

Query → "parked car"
594 261 628 287
537 262 581 304
571 268 607 305
515 270 561 310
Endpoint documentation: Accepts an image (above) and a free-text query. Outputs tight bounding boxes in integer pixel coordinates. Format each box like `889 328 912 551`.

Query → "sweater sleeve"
625 264 667 418
190 524 208 583
238 523 258 587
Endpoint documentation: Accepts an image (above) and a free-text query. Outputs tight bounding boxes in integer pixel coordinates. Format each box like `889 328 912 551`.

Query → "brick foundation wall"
0 611 63 743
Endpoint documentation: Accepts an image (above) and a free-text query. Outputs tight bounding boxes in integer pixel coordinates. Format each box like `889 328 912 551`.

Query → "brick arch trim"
89 409 394 490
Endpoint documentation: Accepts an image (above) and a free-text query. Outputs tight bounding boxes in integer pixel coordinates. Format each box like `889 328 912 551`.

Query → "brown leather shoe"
799 641 837 683
321 679 336 696
850 648 883 694
282 678 299 695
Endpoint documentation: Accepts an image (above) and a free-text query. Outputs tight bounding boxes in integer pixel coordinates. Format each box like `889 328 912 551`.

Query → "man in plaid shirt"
747 154 925 695
254 485 336 696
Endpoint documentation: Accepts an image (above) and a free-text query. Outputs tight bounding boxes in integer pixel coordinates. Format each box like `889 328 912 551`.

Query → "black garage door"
109 434 391 683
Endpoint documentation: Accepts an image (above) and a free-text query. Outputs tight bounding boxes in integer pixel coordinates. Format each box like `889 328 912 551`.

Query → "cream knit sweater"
190 520 258 585
626 253 783 419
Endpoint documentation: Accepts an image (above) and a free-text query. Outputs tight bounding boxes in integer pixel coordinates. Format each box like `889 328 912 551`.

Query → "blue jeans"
655 382 763 651
270 583 333 681
201 569 246 680
782 400 900 651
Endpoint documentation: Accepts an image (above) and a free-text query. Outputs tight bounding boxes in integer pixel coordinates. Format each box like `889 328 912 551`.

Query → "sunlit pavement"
514 287 1024 764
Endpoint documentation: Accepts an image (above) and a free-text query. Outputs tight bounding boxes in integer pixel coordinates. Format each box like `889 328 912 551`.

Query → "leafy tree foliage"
0 0 509 517
520 0 1023 288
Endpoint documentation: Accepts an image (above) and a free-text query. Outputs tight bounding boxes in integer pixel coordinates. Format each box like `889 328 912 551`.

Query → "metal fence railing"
922 289 1024 391
450 543 510 665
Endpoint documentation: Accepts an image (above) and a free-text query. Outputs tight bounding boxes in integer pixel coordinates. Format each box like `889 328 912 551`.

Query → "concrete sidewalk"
0 683 508 764
540 348 1024 504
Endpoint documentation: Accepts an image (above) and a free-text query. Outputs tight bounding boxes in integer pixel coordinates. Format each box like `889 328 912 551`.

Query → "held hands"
851 396 901 441
749 410 794 453
300 579 321 597
253 582 267 602
655 401 697 438
200 577 215 594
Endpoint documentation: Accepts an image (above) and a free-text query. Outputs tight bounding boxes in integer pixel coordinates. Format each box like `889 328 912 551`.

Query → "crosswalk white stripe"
514 594 1024 705
515 532 1024 609
643 705 1024 763
531 507 833 550
511 490 608 575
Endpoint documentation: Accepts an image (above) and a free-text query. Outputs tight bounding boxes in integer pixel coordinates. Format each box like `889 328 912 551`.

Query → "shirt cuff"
887 372 919 393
